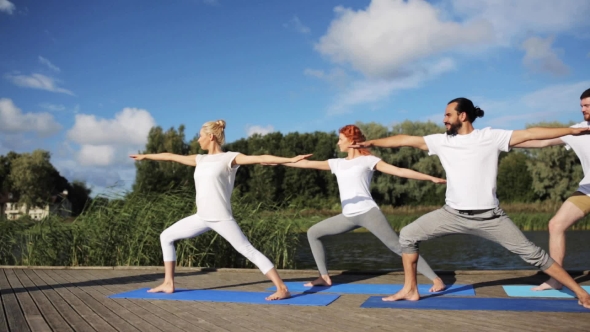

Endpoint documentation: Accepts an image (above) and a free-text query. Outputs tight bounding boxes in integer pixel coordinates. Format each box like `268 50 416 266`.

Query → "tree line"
133 120 584 208
1 120 581 217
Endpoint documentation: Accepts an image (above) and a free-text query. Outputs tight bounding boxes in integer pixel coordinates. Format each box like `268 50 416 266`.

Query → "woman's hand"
290 154 313 163
129 154 147 161
431 177 447 184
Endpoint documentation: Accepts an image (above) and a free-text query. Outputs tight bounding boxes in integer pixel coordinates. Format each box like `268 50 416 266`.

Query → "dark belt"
457 209 493 216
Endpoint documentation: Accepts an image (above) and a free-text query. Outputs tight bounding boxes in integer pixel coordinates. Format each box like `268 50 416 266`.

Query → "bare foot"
382 287 420 302
266 287 291 301
578 295 590 309
304 275 332 287
532 278 563 291
429 277 446 292
148 281 174 293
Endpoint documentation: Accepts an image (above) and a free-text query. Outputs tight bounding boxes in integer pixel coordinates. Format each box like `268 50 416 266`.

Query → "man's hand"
349 141 373 149
572 127 590 136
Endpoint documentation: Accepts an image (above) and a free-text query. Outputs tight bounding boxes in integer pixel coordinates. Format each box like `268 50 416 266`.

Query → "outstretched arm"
509 127 590 147
280 160 330 170
375 161 446 184
512 137 565 149
352 135 429 151
233 153 312 166
129 153 197 166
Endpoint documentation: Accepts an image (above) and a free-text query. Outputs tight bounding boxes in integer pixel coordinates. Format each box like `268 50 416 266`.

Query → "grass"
0 190 300 269
290 202 590 232
2 195 589 268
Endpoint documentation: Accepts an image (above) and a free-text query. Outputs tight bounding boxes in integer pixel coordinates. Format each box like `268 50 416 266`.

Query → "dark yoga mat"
360 296 589 313
268 282 475 296
108 288 340 306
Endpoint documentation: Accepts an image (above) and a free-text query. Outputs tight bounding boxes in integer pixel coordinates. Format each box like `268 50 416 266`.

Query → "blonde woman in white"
130 120 311 300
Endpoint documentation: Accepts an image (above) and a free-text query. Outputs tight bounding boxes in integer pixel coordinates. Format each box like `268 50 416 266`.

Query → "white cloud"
5 73 74 95
328 58 456 115
312 0 590 115
521 36 568 76
52 158 133 197
0 98 62 137
449 0 590 44
66 107 156 166
246 125 275 137
315 0 494 79
284 16 311 34
481 80 590 128
304 68 348 83
77 145 116 166
0 0 15 15
39 103 66 112
38 56 61 73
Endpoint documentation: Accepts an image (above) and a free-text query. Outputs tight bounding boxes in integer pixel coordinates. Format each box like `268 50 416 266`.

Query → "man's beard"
584 112 590 122
446 121 462 135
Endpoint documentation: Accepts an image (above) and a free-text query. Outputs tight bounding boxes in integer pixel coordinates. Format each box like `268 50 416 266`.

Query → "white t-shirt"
194 152 240 221
424 127 513 210
328 155 381 217
561 121 590 196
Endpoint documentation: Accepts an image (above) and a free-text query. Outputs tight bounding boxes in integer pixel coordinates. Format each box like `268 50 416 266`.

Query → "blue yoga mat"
360 296 589 313
108 288 340 306
267 282 475 296
503 285 590 298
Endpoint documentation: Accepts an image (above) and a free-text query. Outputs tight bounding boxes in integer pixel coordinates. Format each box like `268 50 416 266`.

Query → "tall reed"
0 190 300 268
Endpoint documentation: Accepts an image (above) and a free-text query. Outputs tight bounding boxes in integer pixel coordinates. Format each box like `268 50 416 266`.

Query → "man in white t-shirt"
514 88 590 291
354 97 590 309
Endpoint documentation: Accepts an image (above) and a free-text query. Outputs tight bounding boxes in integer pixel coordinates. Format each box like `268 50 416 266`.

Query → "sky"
1 0 590 195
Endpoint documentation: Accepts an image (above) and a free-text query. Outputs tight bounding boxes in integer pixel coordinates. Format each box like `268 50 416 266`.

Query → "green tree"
134 125 194 193
371 120 446 206
496 151 534 203
68 180 92 216
8 150 67 209
0 152 19 194
522 121 582 202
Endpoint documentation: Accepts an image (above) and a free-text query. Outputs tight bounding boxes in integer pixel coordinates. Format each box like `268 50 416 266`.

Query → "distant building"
2 190 72 220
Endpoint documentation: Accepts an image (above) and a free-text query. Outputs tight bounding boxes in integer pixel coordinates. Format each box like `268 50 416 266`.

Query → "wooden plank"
32 270 117 332
23 269 96 332
72 269 193 332
0 269 31 332
132 271 342 332
53 269 162 332
78 270 212 332
13 269 73 332
48 269 142 332
0 272 9 332
4 269 52 332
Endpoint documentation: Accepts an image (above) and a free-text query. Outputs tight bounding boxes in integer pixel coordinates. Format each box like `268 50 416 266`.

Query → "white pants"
159 214 274 274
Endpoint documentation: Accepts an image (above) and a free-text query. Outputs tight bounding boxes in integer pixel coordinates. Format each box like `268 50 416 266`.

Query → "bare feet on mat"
382 287 420 302
579 295 590 309
429 277 446 292
148 281 175 293
266 287 291 301
304 275 332 287
532 278 563 291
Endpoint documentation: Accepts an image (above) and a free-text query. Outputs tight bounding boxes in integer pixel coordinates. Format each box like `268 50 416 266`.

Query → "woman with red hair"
281 125 447 291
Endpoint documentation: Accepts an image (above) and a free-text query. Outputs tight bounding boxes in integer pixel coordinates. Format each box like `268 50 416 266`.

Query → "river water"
295 230 590 271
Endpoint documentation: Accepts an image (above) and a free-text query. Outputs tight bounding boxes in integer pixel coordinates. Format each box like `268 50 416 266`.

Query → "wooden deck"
0 267 589 331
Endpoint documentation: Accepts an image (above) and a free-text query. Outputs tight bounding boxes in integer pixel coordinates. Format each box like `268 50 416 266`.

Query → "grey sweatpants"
307 207 439 280
399 205 555 271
